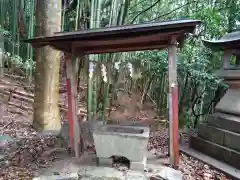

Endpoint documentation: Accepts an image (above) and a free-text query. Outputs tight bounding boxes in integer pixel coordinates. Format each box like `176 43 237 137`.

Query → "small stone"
204 164 209 169
150 175 165 180
0 135 13 142
0 135 14 151
0 153 7 161
148 168 153 173
149 149 157 155
0 141 8 150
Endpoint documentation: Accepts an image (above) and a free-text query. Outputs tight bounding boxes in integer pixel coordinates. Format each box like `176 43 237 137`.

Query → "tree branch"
130 0 162 24
153 0 197 20
129 0 147 11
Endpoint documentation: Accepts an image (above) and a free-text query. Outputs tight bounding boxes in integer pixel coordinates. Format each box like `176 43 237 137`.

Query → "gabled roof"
23 19 201 55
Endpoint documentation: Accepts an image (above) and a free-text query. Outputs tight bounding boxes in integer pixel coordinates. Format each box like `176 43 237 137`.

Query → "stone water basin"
93 124 149 171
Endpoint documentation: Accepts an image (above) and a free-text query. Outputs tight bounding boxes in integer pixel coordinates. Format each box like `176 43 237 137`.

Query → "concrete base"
131 162 145 171
97 157 146 171
131 157 147 171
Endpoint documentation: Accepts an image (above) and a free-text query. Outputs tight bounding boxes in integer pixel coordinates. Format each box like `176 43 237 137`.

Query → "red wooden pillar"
168 39 179 168
65 53 81 158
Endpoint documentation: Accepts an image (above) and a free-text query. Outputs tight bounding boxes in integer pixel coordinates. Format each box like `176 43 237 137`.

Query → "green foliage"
126 0 239 128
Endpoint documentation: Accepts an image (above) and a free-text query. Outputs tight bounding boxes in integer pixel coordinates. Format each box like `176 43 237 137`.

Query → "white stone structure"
93 124 149 171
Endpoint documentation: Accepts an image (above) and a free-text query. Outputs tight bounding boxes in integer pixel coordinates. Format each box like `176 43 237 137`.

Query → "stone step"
215 89 240 115
198 123 240 152
189 135 240 169
207 112 240 134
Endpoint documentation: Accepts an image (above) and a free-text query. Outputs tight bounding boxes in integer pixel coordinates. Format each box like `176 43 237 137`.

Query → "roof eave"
203 39 240 51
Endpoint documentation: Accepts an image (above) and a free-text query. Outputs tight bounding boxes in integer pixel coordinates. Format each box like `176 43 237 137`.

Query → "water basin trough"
93 124 149 171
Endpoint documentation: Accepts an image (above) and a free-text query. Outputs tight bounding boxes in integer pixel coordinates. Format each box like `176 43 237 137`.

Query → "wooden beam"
65 53 81 158
50 41 167 55
81 43 168 55
168 37 179 168
72 32 172 48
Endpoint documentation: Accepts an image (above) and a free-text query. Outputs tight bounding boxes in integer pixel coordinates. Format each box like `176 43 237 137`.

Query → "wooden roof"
203 31 240 51
23 19 201 55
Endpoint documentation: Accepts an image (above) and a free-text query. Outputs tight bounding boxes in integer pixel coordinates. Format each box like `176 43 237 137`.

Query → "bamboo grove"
0 0 239 130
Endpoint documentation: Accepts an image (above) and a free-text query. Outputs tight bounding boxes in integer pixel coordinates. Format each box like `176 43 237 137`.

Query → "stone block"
60 120 104 144
208 112 240 134
224 130 240 152
216 89 240 116
98 157 113 167
93 124 149 171
198 122 240 152
131 162 145 172
190 135 240 169
131 157 147 171
198 123 224 145
80 120 103 144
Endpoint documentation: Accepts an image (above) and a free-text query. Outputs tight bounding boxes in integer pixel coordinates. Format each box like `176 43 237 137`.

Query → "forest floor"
0 76 231 180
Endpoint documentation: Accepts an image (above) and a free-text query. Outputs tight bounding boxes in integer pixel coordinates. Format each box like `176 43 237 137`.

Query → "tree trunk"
0 34 4 77
33 0 62 131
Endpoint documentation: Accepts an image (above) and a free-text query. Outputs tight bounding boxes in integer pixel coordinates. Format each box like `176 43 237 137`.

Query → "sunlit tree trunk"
33 0 62 131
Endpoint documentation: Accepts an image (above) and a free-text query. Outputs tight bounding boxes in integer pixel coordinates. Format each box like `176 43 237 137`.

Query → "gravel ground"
0 81 232 179
0 113 231 180
148 128 231 180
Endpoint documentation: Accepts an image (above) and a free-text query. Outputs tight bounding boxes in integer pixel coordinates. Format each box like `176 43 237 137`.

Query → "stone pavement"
33 165 182 180
33 165 183 180
33 152 182 180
